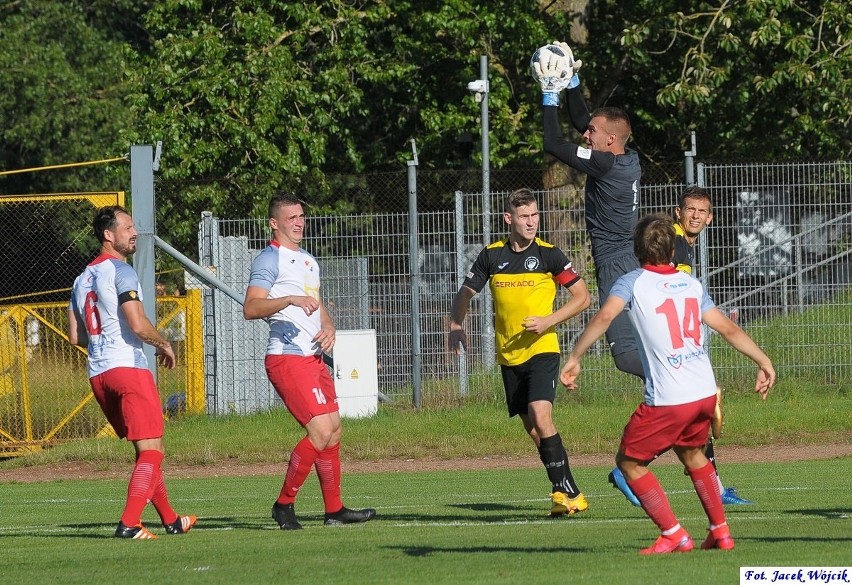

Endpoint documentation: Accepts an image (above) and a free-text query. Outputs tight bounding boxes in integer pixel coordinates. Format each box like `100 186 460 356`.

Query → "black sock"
705 438 717 471
537 433 579 497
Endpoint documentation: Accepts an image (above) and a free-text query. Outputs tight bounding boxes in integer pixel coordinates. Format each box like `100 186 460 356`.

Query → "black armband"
118 290 141 305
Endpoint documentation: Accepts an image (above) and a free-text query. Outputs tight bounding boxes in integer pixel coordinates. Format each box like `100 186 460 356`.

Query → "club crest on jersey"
524 257 539 271
666 353 683 368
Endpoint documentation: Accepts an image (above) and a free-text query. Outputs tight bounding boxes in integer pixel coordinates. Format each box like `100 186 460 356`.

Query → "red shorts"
89 367 164 441
265 354 338 426
619 395 716 462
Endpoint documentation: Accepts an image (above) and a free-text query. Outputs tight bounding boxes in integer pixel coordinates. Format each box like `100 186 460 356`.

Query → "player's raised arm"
703 307 775 399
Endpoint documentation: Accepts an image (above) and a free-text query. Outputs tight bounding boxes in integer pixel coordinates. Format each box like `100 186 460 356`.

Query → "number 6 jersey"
70 254 148 377
609 264 717 406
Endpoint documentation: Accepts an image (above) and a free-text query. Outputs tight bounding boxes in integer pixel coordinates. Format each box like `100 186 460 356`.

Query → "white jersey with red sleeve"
70 254 148 377
248 240 322 356
609 264 718 406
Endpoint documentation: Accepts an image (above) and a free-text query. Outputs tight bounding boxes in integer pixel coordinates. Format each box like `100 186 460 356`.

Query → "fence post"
476 56 495 368
199 211 218 414
454 191 467 397
684 131 697 186
407 140 422 408
130 144 158 379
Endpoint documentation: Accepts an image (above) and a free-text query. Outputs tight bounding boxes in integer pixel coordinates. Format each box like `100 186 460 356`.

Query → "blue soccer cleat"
608 467 641 507
721 486 754 505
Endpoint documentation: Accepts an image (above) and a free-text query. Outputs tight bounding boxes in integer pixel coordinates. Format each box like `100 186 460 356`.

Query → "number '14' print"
655 297 701 349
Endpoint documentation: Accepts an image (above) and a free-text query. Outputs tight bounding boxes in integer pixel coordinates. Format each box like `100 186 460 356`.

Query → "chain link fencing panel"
694 161 852 385
198 160 852 409
0 193 202 454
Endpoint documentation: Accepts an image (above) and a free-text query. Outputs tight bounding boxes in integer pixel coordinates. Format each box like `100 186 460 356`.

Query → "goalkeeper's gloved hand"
552 41 583 91
532 42 583 106
532 46 572 106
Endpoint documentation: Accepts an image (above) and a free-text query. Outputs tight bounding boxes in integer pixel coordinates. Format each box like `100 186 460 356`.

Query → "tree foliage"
1 0 849 268
124 2 566 207
0 0 149 194
588 0 852 161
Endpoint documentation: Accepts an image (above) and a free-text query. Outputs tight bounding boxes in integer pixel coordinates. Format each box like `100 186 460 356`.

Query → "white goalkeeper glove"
531 42 583 106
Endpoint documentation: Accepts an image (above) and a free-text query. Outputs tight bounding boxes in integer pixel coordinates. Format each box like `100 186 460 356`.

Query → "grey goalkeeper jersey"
542 96 641 262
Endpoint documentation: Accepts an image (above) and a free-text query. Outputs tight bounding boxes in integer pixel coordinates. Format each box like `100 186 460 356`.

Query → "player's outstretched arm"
704 307 775 399
448 286 475 354
560 295 626 388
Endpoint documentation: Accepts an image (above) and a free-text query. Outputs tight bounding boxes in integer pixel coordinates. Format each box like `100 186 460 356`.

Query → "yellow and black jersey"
673 222 694 274
463 237 582 366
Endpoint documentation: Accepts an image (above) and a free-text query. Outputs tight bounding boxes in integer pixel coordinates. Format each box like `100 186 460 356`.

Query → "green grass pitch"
1 458 848 584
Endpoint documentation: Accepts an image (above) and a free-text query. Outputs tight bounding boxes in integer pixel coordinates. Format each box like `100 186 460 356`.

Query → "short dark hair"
590 106 632 143
268 192 305 219
505 188 536 212
634 213 676 265
93 205 130 243
679 186 713 210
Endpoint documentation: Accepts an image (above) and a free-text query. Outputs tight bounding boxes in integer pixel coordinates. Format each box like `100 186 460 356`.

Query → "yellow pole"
183 289 205 413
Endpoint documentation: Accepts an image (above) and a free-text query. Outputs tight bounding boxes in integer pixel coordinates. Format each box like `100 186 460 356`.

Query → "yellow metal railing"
0 293 204 456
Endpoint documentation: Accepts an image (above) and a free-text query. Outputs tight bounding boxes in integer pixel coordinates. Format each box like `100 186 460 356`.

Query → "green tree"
0 0 149 195
0 1 148 298
585 0 852 161
123 0 573 253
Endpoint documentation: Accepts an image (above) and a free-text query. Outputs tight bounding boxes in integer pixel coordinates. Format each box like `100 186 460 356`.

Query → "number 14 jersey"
609 264 717 406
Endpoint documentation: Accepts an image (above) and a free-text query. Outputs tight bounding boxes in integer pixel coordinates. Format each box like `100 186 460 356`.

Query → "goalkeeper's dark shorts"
595 253 641 357
500 353 560 417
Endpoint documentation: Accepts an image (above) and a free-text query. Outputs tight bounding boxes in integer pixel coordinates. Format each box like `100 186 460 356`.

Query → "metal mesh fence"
694 161 852 384
0 193 204 454
200 160 852 408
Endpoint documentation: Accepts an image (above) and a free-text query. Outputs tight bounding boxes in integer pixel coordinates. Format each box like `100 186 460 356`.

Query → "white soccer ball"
529 44 568 81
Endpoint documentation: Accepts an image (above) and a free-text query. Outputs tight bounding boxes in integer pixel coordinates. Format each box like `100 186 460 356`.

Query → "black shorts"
500 353 560 417
595 253 640 357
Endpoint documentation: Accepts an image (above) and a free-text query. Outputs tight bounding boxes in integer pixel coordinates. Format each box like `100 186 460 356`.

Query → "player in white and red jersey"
560 213 775 554
68 205 196 540
243 193 376 530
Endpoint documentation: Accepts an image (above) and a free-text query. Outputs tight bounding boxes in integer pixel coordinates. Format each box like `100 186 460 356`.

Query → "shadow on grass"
788 508 851 520
383 545 592 557
739 536 852 544
386 543 594 557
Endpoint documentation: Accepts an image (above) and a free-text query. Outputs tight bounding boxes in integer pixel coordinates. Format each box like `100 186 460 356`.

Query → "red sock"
120 450 163 526
277 437 320 504
315 443 343 513
628 471 679 532
687 462 727 527
150 473 178 526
